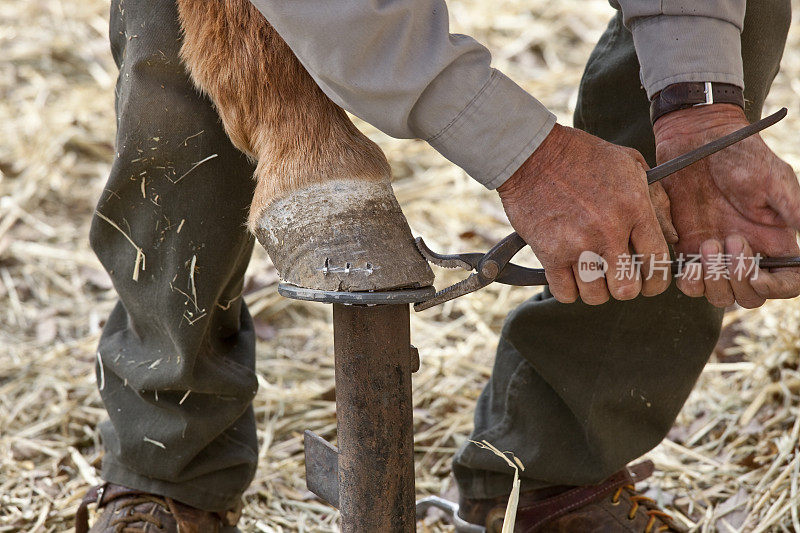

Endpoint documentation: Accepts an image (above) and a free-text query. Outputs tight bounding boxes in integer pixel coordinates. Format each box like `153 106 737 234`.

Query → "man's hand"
498 124 676 305
655 103 800 308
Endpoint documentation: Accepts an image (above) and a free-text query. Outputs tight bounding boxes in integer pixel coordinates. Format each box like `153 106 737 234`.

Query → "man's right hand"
498 124 675 305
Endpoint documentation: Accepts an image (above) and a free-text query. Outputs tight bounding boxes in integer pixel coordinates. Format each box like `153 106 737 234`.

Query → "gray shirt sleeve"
611 0 746 98
247 0 556 190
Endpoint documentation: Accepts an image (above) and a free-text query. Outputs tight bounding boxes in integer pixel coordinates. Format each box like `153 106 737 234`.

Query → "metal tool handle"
490 256 800 283
416 256 800 311
760 258 800 269
646 108 787 184
670 256 800 273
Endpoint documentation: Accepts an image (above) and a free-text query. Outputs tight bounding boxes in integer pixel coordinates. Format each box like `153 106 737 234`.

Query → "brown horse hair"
175 0 391 230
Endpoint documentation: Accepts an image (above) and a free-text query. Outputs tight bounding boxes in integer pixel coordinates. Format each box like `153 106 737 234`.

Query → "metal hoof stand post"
278 284 435 532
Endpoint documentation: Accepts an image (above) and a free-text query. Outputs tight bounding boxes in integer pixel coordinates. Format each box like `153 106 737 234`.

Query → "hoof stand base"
294 299 418 532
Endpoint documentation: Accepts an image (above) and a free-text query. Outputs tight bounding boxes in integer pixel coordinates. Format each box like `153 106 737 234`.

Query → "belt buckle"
694 81 715 106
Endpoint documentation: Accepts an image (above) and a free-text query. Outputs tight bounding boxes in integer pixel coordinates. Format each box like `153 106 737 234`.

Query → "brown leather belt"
650 81 745 123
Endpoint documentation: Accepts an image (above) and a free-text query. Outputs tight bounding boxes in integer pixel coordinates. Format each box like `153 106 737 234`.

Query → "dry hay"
1 0 800 531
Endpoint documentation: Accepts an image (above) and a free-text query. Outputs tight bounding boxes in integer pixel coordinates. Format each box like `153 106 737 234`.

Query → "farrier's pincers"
414 108 793 311
414 232 546 311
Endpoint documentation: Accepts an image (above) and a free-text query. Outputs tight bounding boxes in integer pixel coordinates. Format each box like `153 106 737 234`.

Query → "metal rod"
333 303 417 532
646 107 787 184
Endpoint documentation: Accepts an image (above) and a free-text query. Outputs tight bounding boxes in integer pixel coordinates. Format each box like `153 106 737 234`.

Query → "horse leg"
175 0 433 291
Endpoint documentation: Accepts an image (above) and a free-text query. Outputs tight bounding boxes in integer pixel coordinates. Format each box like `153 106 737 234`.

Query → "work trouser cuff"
101 460 245 513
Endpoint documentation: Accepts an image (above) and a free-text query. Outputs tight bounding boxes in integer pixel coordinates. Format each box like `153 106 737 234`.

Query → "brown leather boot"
458 462 686 533
75 483 242 533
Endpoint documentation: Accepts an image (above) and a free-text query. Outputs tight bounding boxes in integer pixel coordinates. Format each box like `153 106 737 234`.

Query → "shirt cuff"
412 69 556 190
630 15 744 98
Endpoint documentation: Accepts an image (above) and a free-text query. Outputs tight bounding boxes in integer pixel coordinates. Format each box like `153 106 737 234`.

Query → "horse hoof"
252 180 434 292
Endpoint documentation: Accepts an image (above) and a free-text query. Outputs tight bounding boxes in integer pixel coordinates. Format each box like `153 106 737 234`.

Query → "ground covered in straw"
2 0 800 531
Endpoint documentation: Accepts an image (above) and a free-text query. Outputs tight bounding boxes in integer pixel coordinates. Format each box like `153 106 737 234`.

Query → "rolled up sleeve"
248 0 556 189
611 0 746 98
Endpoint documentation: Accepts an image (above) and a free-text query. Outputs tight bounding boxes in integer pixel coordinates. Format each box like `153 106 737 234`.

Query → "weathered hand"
498 123 675 305
655 103 800 308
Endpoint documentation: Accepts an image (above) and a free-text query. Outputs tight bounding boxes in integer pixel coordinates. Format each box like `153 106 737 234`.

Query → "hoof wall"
253 180 434 292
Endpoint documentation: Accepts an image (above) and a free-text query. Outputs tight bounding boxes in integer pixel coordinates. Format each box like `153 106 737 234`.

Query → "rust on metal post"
333 303 416 533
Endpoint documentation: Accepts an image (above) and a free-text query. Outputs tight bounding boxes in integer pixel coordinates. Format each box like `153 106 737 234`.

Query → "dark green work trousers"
90 0 790 512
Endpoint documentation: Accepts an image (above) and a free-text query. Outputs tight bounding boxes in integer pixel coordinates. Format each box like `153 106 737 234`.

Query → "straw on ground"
3 1 800 531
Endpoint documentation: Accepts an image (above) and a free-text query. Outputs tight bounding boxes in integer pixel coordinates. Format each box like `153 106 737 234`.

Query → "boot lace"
108 494 169 532
611 484 679 533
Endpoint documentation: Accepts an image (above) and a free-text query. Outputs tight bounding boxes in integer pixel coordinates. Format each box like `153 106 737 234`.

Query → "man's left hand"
654 103 800 308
